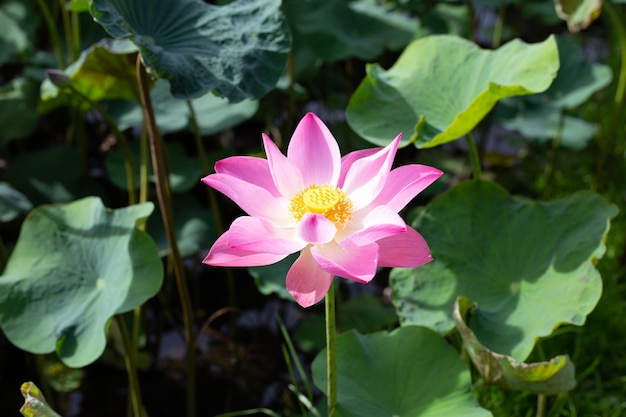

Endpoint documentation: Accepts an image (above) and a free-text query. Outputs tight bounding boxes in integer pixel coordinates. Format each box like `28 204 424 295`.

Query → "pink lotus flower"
202 113 443 307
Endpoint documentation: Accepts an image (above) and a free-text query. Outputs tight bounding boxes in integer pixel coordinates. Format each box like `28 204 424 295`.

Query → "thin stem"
70 10 81 61
115 315 144 417
492 0 505 48
465 132 482 180
325 281 337 416
136 56 196 417
67 86 136 205
35 0 66 69
536 394 547 417
603 1 626 156
58 0 73 61
139 127 149 204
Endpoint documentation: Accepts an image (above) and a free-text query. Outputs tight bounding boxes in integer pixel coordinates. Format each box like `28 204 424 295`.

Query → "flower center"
289 184 352 225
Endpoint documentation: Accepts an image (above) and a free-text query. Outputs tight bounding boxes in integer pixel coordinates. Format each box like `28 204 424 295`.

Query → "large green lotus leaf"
390 180 616 361
555 0 601 32
108 79 258 136
89 0 291 102
146 194 216 258
455 296 576 394
105 141 202 193
346 35 559 148
20 382 62 417
501 106 597 150
0 198 163 367
3 147 106 206
283 0 417 63
0 0 39 66
312 327 492 417
0 78 39 148
39 38 139 113
0 182 32 223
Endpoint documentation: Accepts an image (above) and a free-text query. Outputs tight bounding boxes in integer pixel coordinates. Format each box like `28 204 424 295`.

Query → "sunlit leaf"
346 35 559 148
39 38 139 113
0 197 163 367
66 0 90 12
19 382 61 417
555 0 602 32
89 0 291 101
455 296 576 394
391 180 616 360
312 327 492 417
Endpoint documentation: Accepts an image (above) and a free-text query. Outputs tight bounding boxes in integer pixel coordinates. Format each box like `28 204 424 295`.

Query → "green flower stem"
116 315 144 417
139 127 149 205
185 100 237 308
603 1 626 156
465 132 482 180
67 85 136 205
325 280 337 416
70 10 81 62
35 0 66 69
58 0 73 62
535 394 546 417
136 56 196 417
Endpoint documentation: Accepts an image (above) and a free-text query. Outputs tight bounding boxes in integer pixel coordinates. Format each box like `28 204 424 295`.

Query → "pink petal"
377 226 433 268
202 173 290 225
287 113 341 186
214 156 281 197
263 134 305 197
286 247 334 307
227 216 305 254
368 165 443 213
203 232 289 267
296 213 337 244
340 206 406 247
342 134 401 209
337 148 379 188
311 241 379 283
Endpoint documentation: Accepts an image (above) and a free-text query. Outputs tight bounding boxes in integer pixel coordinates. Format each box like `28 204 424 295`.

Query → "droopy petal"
227 216 306 255
263 134 305 197
311 241 379 283
202 173 290 225
342 134 401 210
287 113 341 186
296 213 337 244
337 148 379 188
368 164 443 213
214 155 281 197
340 206 406 247
204 232 289 267
286 247 334 307
377 226 433 268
